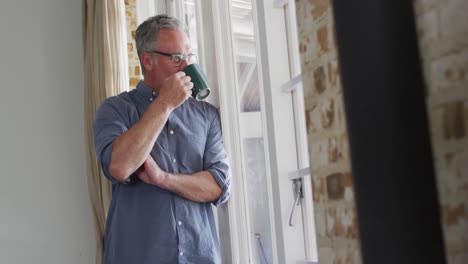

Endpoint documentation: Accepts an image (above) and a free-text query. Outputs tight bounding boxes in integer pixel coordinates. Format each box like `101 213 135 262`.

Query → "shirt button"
173 158 176 163
170 130 174 135
152 91 156 95
179 252 184 256
178 221 182 226
149 98 153 101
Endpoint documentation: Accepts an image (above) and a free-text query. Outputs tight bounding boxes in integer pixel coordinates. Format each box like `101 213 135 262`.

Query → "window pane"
231 0 260 113
231 0 273 263
243 138 273 264
183 0 198 56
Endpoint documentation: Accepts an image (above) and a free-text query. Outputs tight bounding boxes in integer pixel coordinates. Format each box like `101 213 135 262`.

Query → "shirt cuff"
100 141 133 184
207 168 231 207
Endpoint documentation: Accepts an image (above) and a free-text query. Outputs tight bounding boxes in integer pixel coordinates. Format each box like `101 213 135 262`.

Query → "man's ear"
141 52 154 72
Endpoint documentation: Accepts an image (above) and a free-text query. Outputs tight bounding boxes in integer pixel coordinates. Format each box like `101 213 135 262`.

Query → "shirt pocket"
180 126 206 171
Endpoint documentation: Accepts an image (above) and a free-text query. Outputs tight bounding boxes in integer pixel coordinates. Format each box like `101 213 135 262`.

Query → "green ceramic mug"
182 63 211 101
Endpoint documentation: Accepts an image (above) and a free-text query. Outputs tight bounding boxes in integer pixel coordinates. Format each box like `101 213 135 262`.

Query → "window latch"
289 178 303 226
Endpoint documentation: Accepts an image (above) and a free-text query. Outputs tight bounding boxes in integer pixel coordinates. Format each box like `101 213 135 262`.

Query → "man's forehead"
159 29 190 42
157 29 191 49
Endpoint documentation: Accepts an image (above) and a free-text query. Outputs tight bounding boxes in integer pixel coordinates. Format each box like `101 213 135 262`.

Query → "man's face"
151 29 192 88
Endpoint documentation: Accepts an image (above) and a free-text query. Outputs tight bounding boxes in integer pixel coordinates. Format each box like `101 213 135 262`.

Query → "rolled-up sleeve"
93 97 129 184
203 109 231 207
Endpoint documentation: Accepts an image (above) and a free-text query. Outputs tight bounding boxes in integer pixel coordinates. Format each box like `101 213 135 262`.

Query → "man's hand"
136 155 167 186
135 155 222 203
157 72 193 110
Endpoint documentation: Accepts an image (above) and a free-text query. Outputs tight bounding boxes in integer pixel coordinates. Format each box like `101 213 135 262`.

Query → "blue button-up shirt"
93 81 231 264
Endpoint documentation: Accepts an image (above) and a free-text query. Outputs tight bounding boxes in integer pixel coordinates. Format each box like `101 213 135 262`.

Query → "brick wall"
295 0 361 263
414 0 468 263
125 0 141 89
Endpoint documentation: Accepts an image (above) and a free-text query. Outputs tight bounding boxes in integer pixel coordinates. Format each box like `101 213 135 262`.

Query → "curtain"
82 0 129 263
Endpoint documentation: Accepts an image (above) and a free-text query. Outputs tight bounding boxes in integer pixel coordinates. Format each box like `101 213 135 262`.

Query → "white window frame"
251 0 310 263
212 0 311 263
282 0 318 261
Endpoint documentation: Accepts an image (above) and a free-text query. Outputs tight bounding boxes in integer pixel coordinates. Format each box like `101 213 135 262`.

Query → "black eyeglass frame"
147 50 197 67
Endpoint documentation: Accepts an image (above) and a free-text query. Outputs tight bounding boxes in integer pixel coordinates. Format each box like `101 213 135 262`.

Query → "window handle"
288 178 303 226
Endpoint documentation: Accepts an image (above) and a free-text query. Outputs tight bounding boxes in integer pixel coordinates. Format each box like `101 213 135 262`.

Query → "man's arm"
136 105 231 206
137 156 222 202
136 107 231 204
108 73 193 182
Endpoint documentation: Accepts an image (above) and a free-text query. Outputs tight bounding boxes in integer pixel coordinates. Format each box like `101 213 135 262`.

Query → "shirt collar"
136 80 158 102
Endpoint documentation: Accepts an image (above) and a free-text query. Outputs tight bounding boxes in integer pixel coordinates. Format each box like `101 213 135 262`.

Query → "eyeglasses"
147 50 198 67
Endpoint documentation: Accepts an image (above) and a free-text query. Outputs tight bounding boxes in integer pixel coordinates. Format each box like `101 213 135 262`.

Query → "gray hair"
135 14 186 74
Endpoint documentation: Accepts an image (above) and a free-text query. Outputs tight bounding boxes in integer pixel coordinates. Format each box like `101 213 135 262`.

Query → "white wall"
0 0 96 263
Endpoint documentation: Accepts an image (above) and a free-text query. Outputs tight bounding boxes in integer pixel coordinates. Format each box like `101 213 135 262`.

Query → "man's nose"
179 59 189 70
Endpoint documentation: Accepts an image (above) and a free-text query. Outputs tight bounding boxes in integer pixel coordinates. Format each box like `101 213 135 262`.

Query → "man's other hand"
136 155 167 186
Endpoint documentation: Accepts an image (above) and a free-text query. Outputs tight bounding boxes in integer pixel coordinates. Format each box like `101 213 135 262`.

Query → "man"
93 14 231 264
